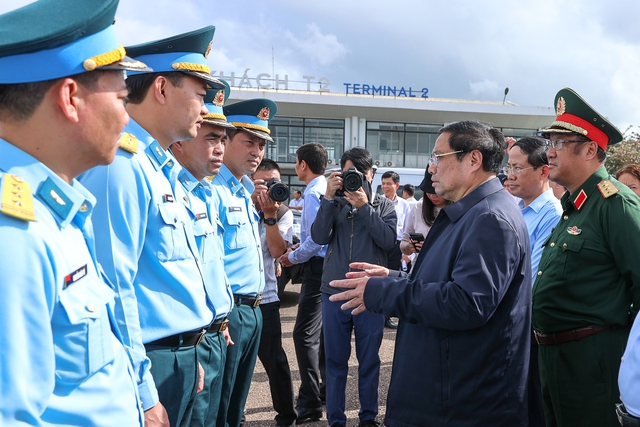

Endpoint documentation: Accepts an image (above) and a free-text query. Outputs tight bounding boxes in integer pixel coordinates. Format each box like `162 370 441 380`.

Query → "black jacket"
311 193 397 295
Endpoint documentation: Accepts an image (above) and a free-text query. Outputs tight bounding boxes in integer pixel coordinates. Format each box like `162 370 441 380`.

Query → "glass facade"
366 122 538 168
268 117 345 165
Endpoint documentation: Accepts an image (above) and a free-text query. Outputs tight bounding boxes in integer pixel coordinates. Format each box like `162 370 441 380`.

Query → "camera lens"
266 178 290 202
342 169 363 192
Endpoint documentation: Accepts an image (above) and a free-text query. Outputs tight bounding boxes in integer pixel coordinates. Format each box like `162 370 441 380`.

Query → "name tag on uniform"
229 206 242 212
162 194 174 203
64 264 87 289
196 212 208 220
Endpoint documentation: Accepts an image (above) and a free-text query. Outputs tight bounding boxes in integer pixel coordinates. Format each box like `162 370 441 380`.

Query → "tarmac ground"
243 282 398 427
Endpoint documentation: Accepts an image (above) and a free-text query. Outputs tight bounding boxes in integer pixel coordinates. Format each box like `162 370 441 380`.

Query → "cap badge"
204 40 213 59
213 89 225 106
556 96 566 116
257 107 270 121
567 226 582 235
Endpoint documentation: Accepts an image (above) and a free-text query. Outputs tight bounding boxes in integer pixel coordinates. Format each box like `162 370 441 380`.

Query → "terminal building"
227 86 556 190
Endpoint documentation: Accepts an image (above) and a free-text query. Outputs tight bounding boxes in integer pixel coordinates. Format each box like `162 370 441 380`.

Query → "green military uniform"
533 88 640 427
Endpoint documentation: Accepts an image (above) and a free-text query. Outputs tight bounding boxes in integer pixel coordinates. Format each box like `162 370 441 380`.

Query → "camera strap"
335 203 351 228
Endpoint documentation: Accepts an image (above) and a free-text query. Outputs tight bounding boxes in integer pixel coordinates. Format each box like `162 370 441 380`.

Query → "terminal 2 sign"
212 69 429 98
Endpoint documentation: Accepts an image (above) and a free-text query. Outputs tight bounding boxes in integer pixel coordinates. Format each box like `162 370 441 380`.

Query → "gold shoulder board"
1 174 36 221
597 180 619 199
119 132 139 154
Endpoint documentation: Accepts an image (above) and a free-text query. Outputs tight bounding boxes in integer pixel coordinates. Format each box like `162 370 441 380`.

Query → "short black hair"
126 72 186 105
511 137 548 169
296 143 328 175
340 146 373 174
256 158 280 173
381 171 400 184
403 183 415 197
439 120 506 173
0 70 109 121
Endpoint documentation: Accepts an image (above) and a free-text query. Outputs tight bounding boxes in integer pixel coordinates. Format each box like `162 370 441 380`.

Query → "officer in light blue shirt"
170 84 236 426
618 315 640 422
505 137 561 427
211 99 277 427
79 27 226 427
0 0 150 424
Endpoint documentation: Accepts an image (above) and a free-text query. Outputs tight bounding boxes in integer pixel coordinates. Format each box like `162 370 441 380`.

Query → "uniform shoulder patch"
118 132 139 154
0 174 36 221
597 180 619 199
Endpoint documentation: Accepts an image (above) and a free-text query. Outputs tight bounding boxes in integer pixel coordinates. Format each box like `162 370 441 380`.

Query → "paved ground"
243 282 398 427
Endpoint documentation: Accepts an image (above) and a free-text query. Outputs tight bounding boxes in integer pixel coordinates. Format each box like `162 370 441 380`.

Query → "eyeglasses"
428 150 464 167
503 165 535 176
546 139 589 150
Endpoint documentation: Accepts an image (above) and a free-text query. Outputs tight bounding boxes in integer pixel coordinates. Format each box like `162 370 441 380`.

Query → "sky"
4 0 640 133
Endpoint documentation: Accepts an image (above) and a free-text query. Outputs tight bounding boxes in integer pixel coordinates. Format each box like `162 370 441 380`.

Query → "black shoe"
295 407 322 424
385 317 398 329
358 420 380 427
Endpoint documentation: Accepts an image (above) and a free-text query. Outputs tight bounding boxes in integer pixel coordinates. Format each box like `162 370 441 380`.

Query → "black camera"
265 178 290 202
335 166 364 197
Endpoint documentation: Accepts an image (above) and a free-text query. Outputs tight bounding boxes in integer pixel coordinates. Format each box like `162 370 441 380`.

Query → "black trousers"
258 301 297 426
292 256 325 410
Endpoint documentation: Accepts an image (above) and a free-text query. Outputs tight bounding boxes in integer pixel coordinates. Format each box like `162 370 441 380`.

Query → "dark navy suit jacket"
365 177 531 427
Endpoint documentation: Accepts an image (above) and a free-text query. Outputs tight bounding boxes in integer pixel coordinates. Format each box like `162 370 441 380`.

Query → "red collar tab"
573 189 588 210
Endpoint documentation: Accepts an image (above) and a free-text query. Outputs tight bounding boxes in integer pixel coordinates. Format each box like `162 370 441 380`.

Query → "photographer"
311 147 397 427
251 159 297 427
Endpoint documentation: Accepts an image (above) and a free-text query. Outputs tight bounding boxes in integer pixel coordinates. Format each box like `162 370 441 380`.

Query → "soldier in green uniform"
532 88 640 427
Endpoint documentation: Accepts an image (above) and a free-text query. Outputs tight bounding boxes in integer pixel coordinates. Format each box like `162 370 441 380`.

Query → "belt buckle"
218 320 229 332
252 296 262 308
195 329 206 346
534 330 542 345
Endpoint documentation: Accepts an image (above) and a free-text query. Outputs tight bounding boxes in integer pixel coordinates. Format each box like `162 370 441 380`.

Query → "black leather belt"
534 325 610 345
208 317 229 333
145 328 207 347
233 294 262 308
617 403 640 427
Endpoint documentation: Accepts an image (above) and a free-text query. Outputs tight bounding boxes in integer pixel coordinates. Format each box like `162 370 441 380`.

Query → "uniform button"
86 304 96 312
563 215 569 220
563 243 567 248
79 203 89 213
183 196 188 203
167 161 173 167
550 242 555 247
537 271 542 276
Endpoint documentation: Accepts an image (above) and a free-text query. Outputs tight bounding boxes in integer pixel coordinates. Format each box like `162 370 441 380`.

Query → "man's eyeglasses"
503 166 535 176
546 139 589 150
428 150 464 167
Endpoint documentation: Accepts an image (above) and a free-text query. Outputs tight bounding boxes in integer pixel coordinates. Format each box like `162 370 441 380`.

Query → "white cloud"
286 24 348 66
469 79 502 97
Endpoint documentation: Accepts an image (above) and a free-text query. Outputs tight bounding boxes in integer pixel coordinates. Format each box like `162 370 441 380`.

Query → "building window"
268 117 344 164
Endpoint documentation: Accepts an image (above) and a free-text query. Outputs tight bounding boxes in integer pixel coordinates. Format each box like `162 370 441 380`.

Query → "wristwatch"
264 217 277 226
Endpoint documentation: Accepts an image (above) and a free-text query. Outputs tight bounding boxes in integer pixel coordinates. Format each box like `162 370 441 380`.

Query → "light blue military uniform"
79 119 214 410
0 0 149 424
79 26 225 427
0 141 144 426
212 98 278 427
172 85 237 426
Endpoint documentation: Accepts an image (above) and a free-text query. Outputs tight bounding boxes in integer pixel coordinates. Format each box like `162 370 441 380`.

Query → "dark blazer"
365 178 532 427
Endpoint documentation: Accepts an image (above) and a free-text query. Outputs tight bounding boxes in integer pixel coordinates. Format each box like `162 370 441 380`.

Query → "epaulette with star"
118 132 139 154
0 174 36 221
597 180 619 199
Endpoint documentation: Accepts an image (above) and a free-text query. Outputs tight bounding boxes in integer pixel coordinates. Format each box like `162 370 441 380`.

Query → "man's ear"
56 78 81 123
153 76 169 105
468 149 483 171
540 164 551 181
